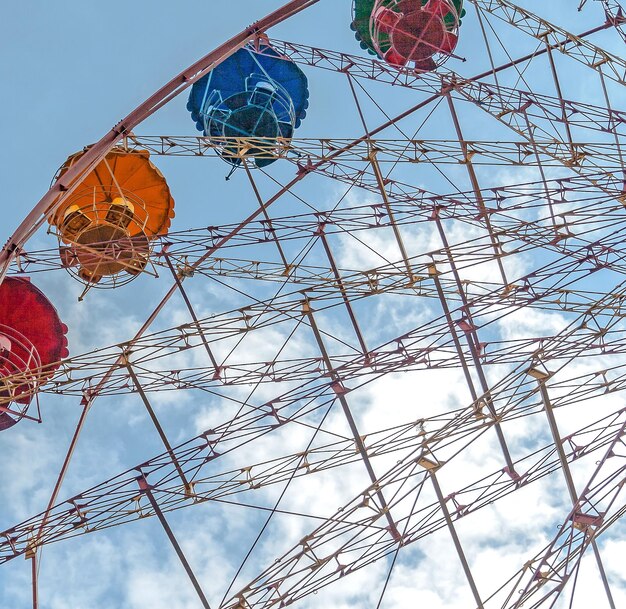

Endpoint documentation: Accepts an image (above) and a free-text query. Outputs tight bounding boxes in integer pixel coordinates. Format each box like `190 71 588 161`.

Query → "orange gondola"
49 148 175 289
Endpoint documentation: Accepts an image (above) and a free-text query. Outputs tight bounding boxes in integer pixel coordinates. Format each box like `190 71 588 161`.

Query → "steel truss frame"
2 2 626 608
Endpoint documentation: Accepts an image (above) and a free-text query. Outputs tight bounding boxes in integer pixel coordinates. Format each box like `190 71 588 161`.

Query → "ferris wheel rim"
0 0 624 604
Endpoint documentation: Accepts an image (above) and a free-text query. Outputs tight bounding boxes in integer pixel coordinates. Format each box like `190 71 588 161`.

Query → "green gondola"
351 0 464 70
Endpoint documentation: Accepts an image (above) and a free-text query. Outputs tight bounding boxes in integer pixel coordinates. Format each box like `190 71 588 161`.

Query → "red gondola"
0 277 68 430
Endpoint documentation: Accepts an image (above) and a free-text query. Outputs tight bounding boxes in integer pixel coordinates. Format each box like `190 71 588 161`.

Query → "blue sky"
1 2 626 608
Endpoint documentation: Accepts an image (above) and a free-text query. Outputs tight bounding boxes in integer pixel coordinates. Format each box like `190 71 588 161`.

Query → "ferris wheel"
1 1 626 607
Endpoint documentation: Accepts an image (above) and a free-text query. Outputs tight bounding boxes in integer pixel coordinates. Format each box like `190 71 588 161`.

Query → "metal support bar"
317 226 369 355
369 156 416 284
29 550 38 609
344 74 415 286
597 66 626 182
139 478 212 609
125 360 193 495
545 44 576 152
508 411 626 608
430 470 485 609
429 266 482 404
243 161 292 274
446 94 508 287
163 254 220 372
34 399 93 546
535 375 617 609
521 112 559 232
303 300 400 539
430 261 516 472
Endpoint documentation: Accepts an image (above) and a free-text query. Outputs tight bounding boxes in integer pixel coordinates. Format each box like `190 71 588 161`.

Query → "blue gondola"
187 44 309 168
